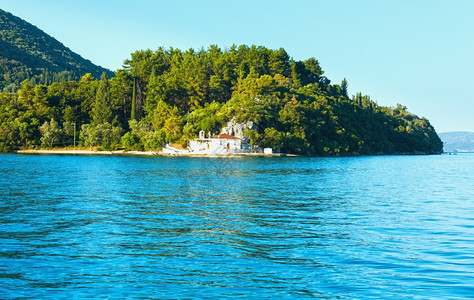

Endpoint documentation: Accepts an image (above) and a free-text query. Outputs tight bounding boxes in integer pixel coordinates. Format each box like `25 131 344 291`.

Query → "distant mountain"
438 131 474 152
0 9 113 91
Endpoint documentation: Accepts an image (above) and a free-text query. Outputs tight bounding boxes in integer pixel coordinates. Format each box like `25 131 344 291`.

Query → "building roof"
214 133 241 140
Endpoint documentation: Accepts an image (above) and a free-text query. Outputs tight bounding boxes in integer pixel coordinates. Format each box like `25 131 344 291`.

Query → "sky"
1 0 473 132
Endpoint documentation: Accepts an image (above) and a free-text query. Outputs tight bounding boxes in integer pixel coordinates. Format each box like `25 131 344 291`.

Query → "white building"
189 130 252 154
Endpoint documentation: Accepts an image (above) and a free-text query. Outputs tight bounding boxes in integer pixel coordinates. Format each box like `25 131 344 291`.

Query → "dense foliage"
0 9 112 92
0 43 443 155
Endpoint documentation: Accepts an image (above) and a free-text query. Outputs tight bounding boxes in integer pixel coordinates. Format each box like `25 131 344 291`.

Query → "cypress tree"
131 78 136 121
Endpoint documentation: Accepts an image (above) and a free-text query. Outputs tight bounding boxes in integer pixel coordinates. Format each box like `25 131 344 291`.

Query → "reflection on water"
1 154 474 298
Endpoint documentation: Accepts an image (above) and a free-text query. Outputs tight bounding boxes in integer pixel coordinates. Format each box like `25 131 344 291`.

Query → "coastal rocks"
220 117 257 142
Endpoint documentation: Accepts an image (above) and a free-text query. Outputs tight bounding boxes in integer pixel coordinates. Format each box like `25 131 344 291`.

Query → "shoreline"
14 149 155 155
13 149 291 157
8 149 444 157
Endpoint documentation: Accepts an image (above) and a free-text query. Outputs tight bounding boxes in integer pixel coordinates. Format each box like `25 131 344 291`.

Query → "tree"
96 122 123 150
109 69 133 129
262 127 283 149
269 48 290 76
92 72 112 125
80 122 122 151
341 78 348 98
290 59 302 88
39 118 62 148
163 106 184 143
122 119 165 151
80 124 99 150
302 58 324 85
63 106 76 124
131 78 136 121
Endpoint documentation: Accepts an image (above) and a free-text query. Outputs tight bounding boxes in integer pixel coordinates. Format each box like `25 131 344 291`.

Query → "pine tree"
92 72 112 125
290 59 302 88
341 78 348 98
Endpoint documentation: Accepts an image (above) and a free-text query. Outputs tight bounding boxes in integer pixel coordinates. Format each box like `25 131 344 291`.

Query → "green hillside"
0 9 113 92
0 44 444 155
0 10 443 155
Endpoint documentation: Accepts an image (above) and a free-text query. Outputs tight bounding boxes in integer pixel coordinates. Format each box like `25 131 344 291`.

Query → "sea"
0 153 473 299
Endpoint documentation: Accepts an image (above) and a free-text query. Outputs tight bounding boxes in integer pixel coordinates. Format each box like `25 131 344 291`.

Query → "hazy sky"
1 0 473 132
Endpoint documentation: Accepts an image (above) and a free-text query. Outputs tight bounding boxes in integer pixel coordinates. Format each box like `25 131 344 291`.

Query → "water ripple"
1 154 474 298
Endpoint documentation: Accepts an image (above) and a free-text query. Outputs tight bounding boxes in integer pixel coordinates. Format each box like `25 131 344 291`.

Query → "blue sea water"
0 153 473 299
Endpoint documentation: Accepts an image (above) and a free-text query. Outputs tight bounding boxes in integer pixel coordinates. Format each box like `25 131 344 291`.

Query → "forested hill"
0 9 113 92
0 42 444 155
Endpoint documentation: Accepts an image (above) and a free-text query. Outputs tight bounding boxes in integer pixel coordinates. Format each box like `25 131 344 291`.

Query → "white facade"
264 148 273 154
162 129 271 155
189 131 249 154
